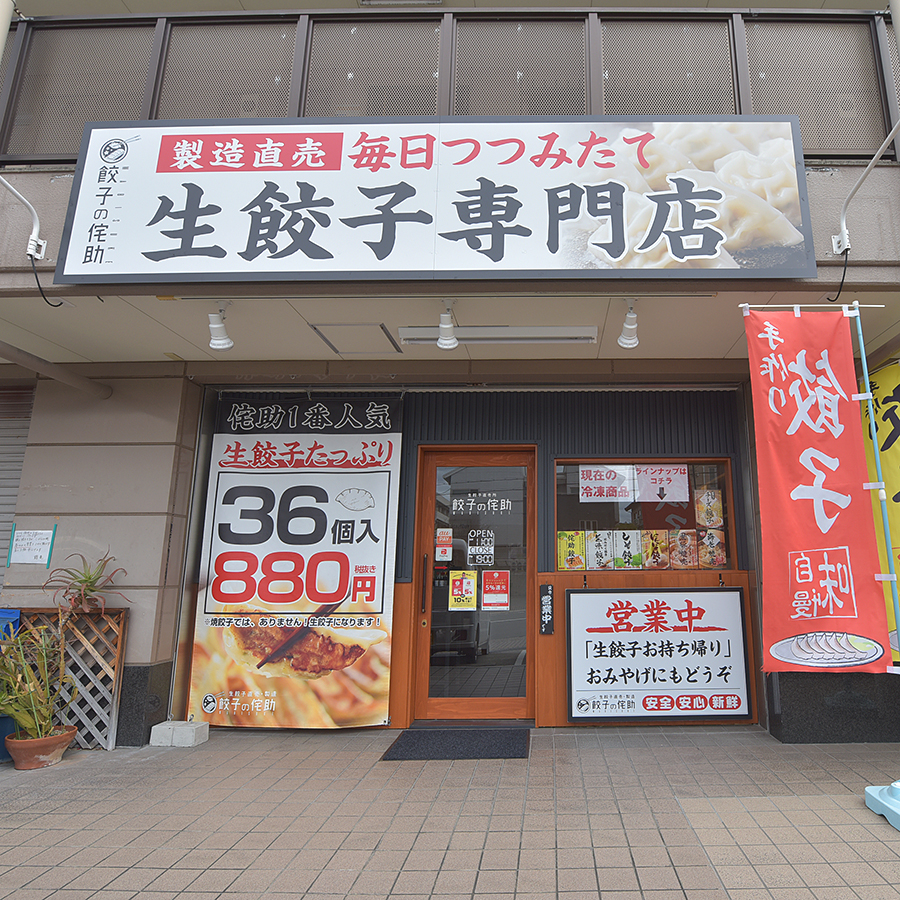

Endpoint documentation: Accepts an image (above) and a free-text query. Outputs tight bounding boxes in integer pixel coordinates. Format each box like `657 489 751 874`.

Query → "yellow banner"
862 363 900 662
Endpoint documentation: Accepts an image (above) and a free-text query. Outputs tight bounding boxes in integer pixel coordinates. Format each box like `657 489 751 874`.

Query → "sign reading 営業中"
566 588 751 721
56 117 815 283
186 396 401 730
744 309 890 672
540 584 554 635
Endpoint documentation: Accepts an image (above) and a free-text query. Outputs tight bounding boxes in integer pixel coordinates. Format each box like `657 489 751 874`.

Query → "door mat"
382 728 530 761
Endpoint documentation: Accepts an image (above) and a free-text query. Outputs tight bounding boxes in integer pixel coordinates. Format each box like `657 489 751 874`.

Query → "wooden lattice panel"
19 608 128 751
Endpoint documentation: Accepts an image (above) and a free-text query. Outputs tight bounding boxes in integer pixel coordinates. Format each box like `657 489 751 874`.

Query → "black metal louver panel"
156 21 295 120
601 19 735 116
453 18 587 116
0 25 15 102
887 24 900 111
744 20 887 154
4 25 154 157
304 19 441 117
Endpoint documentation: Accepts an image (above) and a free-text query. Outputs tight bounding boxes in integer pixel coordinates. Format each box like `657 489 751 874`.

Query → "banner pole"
850 301 900 649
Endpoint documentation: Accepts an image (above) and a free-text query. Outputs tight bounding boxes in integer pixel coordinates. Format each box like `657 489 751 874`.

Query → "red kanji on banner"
745 308 889 672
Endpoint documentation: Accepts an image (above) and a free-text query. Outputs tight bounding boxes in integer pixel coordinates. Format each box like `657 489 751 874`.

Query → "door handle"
421 553 428 614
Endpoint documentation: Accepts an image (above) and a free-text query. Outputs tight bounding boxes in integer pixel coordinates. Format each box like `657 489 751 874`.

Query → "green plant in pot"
43 550 128 617
0 551 127 769
0 615 77 768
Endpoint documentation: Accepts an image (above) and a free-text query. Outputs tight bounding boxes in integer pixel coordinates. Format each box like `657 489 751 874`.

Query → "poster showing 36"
187 397 402 729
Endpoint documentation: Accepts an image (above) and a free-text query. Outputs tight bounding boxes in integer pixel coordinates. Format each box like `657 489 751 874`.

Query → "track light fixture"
437 312 458 351
208 302 234 352
436 300 458 351
617 300 639 350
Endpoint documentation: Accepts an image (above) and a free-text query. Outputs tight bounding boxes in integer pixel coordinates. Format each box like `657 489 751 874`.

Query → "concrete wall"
1 372 203 745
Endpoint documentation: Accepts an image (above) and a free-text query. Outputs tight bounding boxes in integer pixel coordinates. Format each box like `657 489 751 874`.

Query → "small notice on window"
435 527 453 561
579 465 634 502
449 570 477 611
482 570 510 610
635 464 689 503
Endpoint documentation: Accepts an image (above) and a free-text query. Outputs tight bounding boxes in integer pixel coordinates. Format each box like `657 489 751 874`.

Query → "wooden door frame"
412 445 538 721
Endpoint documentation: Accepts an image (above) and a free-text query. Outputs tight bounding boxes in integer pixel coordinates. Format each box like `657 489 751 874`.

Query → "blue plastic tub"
0 610 21 760
0 609 20 638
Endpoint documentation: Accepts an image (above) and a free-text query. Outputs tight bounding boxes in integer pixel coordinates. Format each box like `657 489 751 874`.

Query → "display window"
555 461 734 572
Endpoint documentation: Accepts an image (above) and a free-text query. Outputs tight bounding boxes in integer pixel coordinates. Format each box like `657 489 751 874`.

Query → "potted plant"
43 551 128 617
0 615 77 769
0 551 128 769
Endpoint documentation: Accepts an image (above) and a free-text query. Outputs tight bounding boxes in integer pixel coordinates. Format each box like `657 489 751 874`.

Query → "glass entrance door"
414 449 535 720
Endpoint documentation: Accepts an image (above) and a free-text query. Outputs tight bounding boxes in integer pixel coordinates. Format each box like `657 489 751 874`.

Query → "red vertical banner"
745 308 889 672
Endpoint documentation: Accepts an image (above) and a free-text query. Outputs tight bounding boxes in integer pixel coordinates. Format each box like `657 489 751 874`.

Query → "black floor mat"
381 728 530 761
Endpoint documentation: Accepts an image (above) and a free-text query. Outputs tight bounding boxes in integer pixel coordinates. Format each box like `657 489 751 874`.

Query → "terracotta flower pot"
4 725 78 770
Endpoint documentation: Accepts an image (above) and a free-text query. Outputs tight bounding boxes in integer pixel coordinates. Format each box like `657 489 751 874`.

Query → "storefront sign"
467 528 495 566
861 362 900 663
482 570 510 610
745 309 889 672
449 570 477 610
452 491 512 515
540 584 554 635
187 396 401 728
56 117 815 284
567 588 751 721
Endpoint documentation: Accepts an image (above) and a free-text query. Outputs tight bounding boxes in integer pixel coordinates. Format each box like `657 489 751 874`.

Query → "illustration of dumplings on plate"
336 487 376 511
770 631 883 667
564 120 807 272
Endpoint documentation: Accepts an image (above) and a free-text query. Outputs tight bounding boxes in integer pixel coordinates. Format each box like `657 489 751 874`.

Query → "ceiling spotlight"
436 311 458 351
617 301 639 350
208 302 234 352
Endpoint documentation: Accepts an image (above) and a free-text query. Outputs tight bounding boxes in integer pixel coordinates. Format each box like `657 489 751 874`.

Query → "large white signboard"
567 588 751 721
56 117 815 283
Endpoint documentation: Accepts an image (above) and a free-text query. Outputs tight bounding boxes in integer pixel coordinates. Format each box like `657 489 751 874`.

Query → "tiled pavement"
3 724 900 899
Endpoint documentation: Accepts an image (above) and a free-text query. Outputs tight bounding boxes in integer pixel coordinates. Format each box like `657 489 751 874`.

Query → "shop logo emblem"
201 693 217 714
576 698 591 712
100 138 129 163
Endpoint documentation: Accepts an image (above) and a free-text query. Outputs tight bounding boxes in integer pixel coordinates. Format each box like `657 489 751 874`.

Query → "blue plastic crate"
0 716 15 761
0 609 20 638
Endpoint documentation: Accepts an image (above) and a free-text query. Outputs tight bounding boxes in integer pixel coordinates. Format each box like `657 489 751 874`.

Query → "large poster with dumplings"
187 396 401 728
